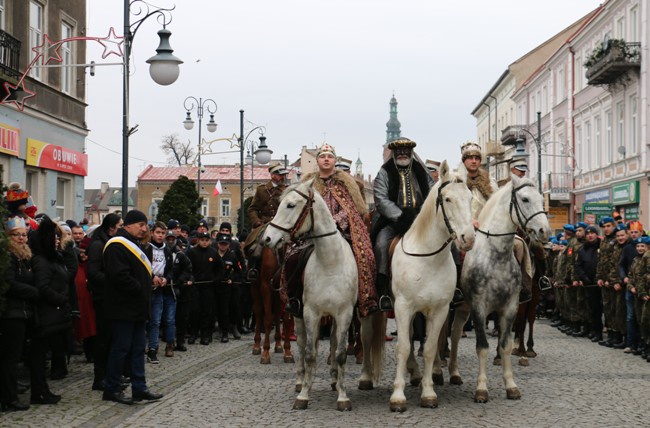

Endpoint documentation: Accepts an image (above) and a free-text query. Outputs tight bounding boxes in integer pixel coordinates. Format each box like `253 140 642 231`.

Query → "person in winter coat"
164 231 193 352
30 216 71 405
0 217 38 412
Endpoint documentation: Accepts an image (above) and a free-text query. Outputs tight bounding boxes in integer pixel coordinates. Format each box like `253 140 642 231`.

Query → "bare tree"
160 133 196 166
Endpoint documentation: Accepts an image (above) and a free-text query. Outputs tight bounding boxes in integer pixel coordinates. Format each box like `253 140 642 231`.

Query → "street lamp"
515 111 543 192
182 97 218 212
122 0 183 215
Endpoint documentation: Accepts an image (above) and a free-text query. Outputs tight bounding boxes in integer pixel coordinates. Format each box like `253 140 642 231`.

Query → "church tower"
384 94 402 162
355 153 363 179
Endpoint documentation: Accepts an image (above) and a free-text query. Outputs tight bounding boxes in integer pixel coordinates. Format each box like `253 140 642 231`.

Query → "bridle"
401 179 461 257
476 182 547 238
268 188 338 242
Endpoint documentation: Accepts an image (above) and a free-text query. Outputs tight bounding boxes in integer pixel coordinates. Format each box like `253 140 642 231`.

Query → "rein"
268 188 338 242
476 182 547 239
400 179 459 258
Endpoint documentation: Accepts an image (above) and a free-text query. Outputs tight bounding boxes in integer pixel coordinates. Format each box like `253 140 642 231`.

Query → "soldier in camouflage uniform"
569 222 590 336
633 238 650 361
625 236 647 355
558 224 579 334
596 216 618 346
605 223 631 348
553 239 571 329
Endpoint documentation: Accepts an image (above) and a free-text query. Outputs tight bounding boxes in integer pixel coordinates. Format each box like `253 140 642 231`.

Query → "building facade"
0 0 88 221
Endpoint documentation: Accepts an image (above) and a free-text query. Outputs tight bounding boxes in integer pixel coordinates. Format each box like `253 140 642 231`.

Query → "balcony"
485 141 504 156
544 172 572 201
585 40 640 86
0 29 21 85
500 125 526 146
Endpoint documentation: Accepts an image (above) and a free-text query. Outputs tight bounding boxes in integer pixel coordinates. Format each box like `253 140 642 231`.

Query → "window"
25 170 37 196
29 1 44 80
201 199 208 217
556 67 565 101
220 198 231 218
575 126 582 171
594 116 601 168
605 111 612 163
584 121 591 170
617 16 625 38
0 0 5 30
574 56 582 91
617 102 625 159
630 95 637 155
630 6 638 41
542 86 548 113
60 22 73 94
56 178 68 219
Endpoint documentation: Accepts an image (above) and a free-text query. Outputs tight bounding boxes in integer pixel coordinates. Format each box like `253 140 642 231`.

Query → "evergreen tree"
237 196 253 235
156 175 202 228
0 165 10 313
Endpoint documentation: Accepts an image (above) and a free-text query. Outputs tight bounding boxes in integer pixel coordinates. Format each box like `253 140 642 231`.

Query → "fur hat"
123 209 148 226
219 222 232 231
387 138 416 150
461 142 482 159
316 143 336 158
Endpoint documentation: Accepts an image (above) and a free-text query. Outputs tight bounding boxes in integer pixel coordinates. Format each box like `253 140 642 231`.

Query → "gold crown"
387 138 416 150
460 141 482 157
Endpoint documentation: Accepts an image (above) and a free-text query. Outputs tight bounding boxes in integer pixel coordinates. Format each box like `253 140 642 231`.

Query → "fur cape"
302 171 368 216
467 168 494 201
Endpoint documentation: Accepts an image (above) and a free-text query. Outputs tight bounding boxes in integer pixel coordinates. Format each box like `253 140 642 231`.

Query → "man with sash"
102 210 163 405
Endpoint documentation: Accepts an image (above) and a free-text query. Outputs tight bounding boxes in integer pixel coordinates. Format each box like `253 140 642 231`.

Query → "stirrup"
246 269 259 281
451 288 465 307
519 288 532 304
379 295 393 312
538 276 552 292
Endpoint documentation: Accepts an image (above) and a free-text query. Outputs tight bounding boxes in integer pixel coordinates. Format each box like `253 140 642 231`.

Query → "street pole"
197 99 203 201
122 0 130 216
239 109 245 234
537 111 542 193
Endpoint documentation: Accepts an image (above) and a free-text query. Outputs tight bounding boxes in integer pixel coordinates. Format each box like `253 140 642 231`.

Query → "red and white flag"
213 179 222 196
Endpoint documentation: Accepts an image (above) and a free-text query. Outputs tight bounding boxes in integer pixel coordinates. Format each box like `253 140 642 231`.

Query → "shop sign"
582 203 613 225
612 181 639 205
621 205 639 221
0 122 20 156
26 138 88 176
584 188 610 203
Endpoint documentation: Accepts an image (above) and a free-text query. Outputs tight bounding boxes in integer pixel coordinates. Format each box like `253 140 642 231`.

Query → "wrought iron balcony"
501 125 526 146
544 172 572 201
0 29 21 85
586 41 640 86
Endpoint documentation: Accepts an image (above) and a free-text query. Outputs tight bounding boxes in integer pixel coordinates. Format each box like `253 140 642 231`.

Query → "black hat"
180 224 190 233
219 222 232 231
123 209 148 226
196 231 211 239
197 219 209 230
165 230 176 239
167 219 180 229
216 233 231 244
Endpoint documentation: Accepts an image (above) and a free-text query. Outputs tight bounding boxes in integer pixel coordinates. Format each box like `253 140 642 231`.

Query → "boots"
146 349 159 364
220 330 229 343
246 256 260 281
612 331 626 349
377 274 393 312
598 330 614 347
229 325 241 340
164 344 174 357
571 323 589 338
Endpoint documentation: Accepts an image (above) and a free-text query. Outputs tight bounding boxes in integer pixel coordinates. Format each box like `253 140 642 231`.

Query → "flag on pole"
213 179 222 196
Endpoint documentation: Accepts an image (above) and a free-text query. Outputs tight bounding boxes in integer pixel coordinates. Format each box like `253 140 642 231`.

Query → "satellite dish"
617 145 626 155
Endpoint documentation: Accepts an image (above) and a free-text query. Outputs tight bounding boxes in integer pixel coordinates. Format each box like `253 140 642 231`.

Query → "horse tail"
369 311 386 383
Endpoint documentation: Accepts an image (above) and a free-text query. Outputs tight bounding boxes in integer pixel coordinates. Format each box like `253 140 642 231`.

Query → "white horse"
263 179 359 411
388 161 476 412
448 174 551 403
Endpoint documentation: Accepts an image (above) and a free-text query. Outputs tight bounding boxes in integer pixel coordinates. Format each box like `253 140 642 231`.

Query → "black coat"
186 245 223 285
103 228 153 322
1 254 39 320
86 228 112 301
170 247 193 301
575 238 600 286
32 253 72 337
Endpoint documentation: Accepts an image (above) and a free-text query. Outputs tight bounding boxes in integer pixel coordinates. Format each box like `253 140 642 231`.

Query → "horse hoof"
511 348 521 356
293 398 308 410
506 387 521 400
518 357 529 367
295 384 302 393
252 347 261 355
474 390 489 403
410 377 422 387
526 350 537 358
449 375 463 385
420 397 438 408
358 380 374 390
432 373 444 386
389 401 407 413
284 356 295 364
337 400 352 411
274 345 283 353
493 357 502 366
260 356 271 364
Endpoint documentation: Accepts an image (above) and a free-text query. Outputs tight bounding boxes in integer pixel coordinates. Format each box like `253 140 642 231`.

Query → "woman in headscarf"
0 217 38 412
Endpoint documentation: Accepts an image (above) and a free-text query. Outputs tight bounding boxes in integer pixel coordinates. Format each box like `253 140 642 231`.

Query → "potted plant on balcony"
584 38 628 68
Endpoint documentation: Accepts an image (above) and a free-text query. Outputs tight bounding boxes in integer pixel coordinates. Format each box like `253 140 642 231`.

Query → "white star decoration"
97 27 125 59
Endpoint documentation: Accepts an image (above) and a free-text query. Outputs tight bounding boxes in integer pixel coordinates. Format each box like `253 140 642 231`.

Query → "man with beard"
372 138 435 311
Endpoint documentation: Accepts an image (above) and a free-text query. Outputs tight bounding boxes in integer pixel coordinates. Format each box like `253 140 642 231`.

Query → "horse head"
509 174 551 244
437 160 475 252
263 179 316 249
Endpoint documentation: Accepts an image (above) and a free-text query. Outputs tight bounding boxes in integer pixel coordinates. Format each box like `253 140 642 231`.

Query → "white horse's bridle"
268 188 338 242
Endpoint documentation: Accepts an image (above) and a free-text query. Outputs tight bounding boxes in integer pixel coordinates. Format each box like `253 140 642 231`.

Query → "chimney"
100 182 109 195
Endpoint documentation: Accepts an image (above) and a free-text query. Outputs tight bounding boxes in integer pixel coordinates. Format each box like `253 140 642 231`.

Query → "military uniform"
596 232 617 342
248 181 286 228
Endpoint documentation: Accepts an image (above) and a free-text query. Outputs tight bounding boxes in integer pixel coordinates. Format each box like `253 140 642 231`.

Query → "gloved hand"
393 207 418 235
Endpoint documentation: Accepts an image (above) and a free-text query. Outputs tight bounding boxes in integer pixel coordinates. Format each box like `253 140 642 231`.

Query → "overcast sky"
84 0 602 188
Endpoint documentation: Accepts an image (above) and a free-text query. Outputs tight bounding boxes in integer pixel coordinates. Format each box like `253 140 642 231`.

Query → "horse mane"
479 176 536 224
408 179 442 239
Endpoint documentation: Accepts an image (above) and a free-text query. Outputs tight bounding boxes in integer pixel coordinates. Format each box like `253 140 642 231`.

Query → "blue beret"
575 222 588 230
600 216 615 225
614 223 628 232
550 237 558 244
559 240 568 246
642 236 650 245
563 224 576 233
556 232 564 240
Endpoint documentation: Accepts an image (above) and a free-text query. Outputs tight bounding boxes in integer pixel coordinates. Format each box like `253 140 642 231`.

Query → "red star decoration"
98 27 125 59
31 34 63 65
2 80 36 111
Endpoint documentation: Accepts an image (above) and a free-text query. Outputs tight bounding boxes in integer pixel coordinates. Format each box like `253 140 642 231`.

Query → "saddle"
281 242 315 318
245 224 268 259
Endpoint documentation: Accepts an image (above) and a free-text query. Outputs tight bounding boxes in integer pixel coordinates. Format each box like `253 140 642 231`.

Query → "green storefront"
612 180 640 221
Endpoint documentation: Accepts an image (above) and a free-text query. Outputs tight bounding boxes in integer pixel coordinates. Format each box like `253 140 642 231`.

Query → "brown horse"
250 246 294 364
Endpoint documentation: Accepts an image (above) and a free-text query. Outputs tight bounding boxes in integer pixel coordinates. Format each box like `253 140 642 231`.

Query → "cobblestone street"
2 319 648 427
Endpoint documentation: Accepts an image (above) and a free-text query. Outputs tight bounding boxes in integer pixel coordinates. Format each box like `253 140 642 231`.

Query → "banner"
0 122 20 156
26 138 88 176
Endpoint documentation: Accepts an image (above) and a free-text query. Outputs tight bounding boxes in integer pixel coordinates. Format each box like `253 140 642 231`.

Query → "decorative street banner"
26 138 88 176
0 122 20 156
